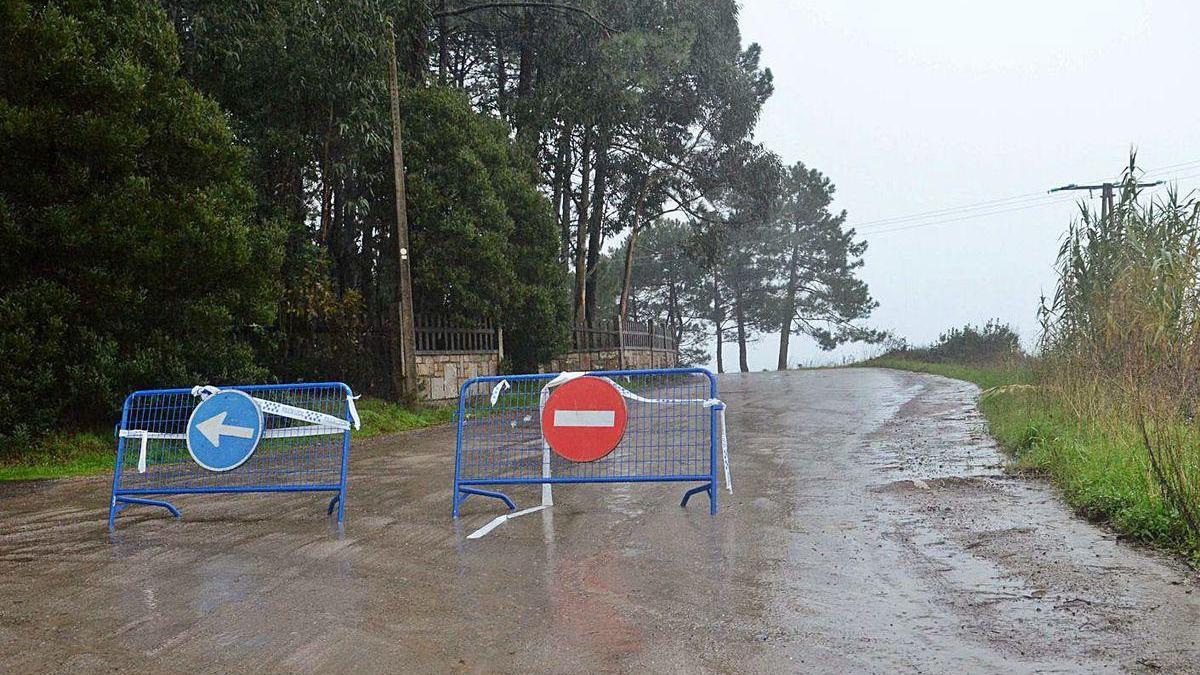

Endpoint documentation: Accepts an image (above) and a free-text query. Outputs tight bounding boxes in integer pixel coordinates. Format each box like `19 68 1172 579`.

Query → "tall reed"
1040 155 1200 540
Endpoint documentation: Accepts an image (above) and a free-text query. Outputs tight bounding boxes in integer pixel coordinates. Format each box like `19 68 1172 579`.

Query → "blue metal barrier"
452 367 723 517
109 382 357 527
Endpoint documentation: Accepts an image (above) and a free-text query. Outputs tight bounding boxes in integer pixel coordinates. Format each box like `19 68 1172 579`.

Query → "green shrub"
0 0 282 450
882 320 1022 365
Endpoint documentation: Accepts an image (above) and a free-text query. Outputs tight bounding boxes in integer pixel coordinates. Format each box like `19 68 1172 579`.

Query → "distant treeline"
881 320 1024 366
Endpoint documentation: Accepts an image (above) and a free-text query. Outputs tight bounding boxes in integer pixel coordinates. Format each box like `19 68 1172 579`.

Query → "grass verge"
0 397 454 482
863 357 1198 559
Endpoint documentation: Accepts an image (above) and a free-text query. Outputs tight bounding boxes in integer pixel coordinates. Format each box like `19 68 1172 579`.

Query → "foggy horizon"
717 0 1200 371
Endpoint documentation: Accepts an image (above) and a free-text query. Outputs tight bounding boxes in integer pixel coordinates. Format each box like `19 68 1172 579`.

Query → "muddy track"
0 368 1197 673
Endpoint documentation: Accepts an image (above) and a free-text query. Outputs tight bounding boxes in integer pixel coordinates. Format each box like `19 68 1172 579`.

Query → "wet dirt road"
1 368 1198 673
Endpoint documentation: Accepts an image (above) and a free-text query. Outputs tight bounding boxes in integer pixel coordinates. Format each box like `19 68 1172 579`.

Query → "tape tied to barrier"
488 372 732 496
543 372 731 494
466 370 732 540
119 385 361 473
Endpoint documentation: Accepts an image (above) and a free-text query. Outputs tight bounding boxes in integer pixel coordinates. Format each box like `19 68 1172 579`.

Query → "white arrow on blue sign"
186 390 264 472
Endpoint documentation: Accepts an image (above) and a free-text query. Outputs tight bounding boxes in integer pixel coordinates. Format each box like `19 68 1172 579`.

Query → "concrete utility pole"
387 23 418 398
1049 179 1164 222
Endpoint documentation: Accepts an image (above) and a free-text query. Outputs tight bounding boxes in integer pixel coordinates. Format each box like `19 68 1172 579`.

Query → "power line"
847 158 1200 238
1131 158 1200 179
1140 169 1200 186
850 191 1056 230
861 196 1075 237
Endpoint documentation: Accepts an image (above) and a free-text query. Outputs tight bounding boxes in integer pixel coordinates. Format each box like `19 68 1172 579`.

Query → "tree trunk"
436 0 448 84
712 274 724 374
666 279 678 329
572 127 592 328
317 135 332 245
715 323 724 373
734 285 749 373
776 221 803 370
618 179 654 320
404 16 426 85
617 215 639 320
777 314 792 370
514 10 536 145
553 126 571 268
584 136 609 327
494 33 507 114
329 184 346 291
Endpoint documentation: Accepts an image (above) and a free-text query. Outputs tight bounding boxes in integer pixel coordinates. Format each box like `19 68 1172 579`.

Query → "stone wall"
415 352 499 401
416 347 678 401
551 347 678 373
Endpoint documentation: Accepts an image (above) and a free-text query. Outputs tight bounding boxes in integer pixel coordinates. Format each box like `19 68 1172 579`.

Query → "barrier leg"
111 496 181 525
455 487 516 517
680 483 710 509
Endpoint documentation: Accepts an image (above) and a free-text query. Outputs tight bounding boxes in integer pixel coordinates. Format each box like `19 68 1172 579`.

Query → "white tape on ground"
466 504 549 539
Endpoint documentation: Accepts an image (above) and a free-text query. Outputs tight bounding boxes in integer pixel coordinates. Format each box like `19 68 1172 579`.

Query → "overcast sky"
719 0 1200 370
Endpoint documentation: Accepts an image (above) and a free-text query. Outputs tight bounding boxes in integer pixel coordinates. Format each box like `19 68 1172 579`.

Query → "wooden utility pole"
387 24 418 398
1049 179 1163 222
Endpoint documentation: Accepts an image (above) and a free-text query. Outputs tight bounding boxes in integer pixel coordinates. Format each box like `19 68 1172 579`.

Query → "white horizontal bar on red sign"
552 410 616 427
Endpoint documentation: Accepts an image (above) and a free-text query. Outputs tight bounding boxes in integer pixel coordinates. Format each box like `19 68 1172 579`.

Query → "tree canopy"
0 0 882 447
0 0 282 440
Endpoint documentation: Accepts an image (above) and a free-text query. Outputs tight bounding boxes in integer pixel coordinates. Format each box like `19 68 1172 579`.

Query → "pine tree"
772 163 883 369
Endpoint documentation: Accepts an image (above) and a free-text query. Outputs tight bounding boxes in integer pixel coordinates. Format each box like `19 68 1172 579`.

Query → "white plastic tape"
467 504 548 539
122 385 360 472
193 385 358 431
489 379 510 406
534 372 733 497
347 394 361 430
718 404 731 494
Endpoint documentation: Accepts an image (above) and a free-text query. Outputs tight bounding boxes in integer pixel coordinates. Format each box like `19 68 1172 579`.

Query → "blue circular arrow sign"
186 390 264 472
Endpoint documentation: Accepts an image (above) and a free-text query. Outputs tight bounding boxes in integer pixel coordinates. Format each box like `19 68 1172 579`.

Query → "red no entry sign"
541 376 629 462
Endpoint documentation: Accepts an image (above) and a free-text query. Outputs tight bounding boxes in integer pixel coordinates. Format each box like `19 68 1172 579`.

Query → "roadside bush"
882 319 1023 365
928 320 1022 363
